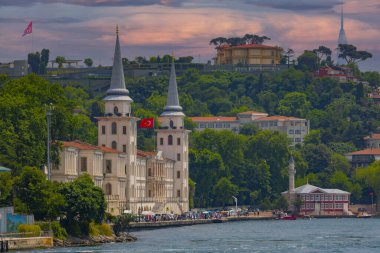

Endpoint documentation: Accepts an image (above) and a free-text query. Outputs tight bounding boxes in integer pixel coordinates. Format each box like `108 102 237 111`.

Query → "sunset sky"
0 0 379 71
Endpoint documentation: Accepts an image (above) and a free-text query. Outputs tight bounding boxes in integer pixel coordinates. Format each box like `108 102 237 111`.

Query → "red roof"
61 140 121 154
99 146 121 154
61 140 99 150
190 116 237 122
346 149 380 156
364 134 380 140
137 150 157 157
221 44 279 50
255 115 304 121
238 111 267 115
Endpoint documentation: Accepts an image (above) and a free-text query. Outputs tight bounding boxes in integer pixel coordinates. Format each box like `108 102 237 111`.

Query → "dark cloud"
242 0 341 11
0 0 184 7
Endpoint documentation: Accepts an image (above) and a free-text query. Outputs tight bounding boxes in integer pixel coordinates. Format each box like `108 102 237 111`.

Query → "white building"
190 111 309 145
52 26 189 216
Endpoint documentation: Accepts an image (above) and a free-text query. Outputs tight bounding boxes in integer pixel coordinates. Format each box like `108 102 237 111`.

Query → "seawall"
1 236 53 250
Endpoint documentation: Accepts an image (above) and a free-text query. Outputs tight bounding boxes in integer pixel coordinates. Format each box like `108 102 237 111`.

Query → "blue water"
27 218 380 253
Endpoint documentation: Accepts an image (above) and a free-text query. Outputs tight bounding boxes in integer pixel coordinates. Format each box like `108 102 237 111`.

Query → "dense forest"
0 60 380 209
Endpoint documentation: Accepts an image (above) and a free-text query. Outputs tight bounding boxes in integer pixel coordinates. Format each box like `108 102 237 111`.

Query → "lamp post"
370 192 374 214
232 196 237 215
46 103 53 181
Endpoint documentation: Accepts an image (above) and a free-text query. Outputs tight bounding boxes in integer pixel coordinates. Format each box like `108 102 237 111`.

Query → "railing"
106 195 120 201
0 231 44 239
132 197 180 203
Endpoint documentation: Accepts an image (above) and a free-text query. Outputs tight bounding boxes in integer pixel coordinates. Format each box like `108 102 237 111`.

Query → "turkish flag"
139 118 154 128
22 21 32 37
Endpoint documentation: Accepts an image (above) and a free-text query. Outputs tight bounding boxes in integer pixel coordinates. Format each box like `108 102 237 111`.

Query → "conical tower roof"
105 25 132 101
161 58 184 117
337 2 348 65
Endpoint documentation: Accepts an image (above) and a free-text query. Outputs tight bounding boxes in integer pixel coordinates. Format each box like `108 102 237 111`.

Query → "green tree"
13 166 64 220
189 148 225 207
0 172 13 207
113 213 136 236
297 50 319 72
213 177 238 207
28 52 40 74
338 44 372 65
59 174 106 235
39 49 50 74
55 56 66 68
278 92 311 117
356 161 380 209
189 178 196 209
84 58 93 67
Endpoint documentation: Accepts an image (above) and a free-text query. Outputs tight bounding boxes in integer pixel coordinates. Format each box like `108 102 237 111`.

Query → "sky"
0 0 379 71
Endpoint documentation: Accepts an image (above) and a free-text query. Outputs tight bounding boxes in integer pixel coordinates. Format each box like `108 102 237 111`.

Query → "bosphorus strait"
28 219 380 253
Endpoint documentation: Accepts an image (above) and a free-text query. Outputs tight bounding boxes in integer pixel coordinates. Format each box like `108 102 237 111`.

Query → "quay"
0 236 53 251
128 211 274 231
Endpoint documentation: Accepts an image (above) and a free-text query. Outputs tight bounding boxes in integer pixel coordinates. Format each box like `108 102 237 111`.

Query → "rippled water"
27 218 380 253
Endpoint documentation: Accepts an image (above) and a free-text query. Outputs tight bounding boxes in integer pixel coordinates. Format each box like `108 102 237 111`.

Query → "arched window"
168 135 173 145
105 183 112 195
148 168 152 177
111 141 117 150
111 122 117 134
113 106 119 115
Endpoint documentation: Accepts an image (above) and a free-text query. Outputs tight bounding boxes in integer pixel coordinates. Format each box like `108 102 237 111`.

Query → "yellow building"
215 44 282 65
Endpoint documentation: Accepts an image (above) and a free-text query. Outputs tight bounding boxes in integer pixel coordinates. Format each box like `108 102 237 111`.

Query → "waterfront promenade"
128 211 274 230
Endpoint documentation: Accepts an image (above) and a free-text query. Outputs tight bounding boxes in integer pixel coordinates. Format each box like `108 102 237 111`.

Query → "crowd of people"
136 209 251 222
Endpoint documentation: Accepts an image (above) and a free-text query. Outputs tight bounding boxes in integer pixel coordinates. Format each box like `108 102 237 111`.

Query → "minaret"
337 1 348 65
97 25 138 214
288 156 296 193
156 56 190 212
288 156 296 212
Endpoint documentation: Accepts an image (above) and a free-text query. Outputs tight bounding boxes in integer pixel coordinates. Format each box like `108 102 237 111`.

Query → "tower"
97 25 139 212
337 1 348 65
156 58 190 212
288 156 296 211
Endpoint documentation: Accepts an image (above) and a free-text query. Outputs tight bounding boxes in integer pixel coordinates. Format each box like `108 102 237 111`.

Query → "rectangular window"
177 153 181 161
306 195 310 201
160 138 164 145
177 190 181 197
80 157 87 172
199 123 206 128
177 138 181 145
102 126 106 135
315 194 320 201
311 195 314 201
295 130 301 134
123 145 127 153
208 123 214 128
177 171 180 178
106 160 112 174
123 126 127 134
289 129 294 134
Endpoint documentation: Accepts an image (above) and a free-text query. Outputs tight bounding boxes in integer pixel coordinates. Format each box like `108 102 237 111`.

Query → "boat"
356 211 372 218
280 215 297 220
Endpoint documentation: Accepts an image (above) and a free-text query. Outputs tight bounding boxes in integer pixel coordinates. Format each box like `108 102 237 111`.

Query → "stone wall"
5 237 53 250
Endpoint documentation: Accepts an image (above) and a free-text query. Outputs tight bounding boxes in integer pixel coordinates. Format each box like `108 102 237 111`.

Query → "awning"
0 166 11 173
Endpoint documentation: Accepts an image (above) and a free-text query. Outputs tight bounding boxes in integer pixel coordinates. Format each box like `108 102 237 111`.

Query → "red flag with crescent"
139 118 154 128
22 21 32 37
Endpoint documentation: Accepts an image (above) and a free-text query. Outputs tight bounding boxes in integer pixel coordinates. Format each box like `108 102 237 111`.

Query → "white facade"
52 28 188 216
191 112 309 145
